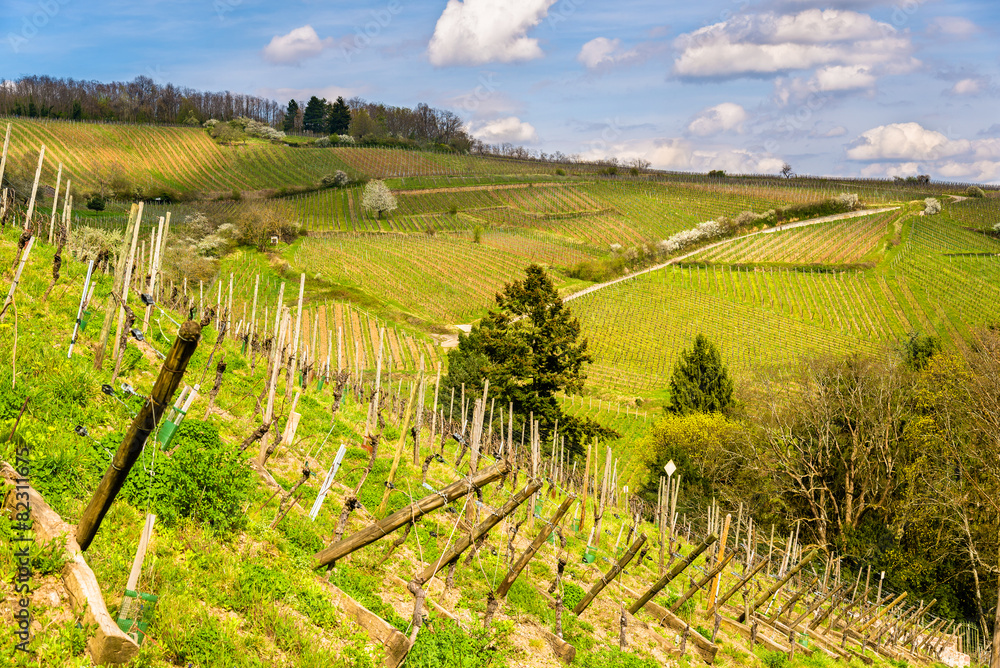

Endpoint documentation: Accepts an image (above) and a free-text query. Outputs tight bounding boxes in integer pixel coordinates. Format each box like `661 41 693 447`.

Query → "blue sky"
4 0 999 182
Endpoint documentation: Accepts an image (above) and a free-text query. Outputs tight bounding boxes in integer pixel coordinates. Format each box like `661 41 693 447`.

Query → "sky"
3 0 1000 182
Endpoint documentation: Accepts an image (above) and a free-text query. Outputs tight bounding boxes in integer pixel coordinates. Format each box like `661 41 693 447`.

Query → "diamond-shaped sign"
664 460 677 477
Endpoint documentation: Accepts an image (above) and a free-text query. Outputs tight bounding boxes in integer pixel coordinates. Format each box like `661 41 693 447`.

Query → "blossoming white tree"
362 179 397 219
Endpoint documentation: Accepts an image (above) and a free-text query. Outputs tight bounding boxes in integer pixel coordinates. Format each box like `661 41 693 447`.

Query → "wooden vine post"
709 556 770 616
737 549 818 623
484 494 575 625
287 273 305 398
313 459 510 569
628 532 718 615
574 533 647 615
76 320 203 551
376 379 419 516
706 513 731 611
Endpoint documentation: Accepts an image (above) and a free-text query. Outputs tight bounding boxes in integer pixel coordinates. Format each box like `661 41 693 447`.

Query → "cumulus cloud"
847 122 968 161
948 77 987 96
673 9 916 79
469 116 539 143
577 137 785 175
814 65 876 90
577 37 640 70
687 103 749 137
428 0 556 66
845 123 1000 183
262 26 335 65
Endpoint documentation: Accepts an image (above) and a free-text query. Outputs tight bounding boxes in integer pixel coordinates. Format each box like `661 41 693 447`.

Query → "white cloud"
577 37 639 70
846 122 969 161
848 123 1000 183
577 137 785 175
428 0 557 66
262 26 335 65
949 78 986 96
687 103 749 137
469 116 539 143
927 16 980 38
814 64 876 91
673 9 916 79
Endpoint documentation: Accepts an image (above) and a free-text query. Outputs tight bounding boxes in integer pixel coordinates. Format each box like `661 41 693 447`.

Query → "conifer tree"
327 96 351 135
666 334 734 415
302 96 327 133
282 99 299 132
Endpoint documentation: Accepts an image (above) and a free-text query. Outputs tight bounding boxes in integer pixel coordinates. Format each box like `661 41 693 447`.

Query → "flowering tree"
362 180 397 219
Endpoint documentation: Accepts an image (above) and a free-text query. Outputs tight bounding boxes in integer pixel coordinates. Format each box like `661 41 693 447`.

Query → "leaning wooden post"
856 591 908 634
125 514 156 592
628 532 718 615
76 320 203 551
769 574 819 623
67 260 96 357
494 494 575 600
286 273 305 398
0 123 10 190
0 236 35 321
313 459 510 569
672 550 736 615
48 162 63 244
416 479 542 585
574 533 647 615
23 145 45 230
737 549 818 623
376 379 419 516
709 556 770 616
706 513 731 611
809 584 857 631
790 580 848 631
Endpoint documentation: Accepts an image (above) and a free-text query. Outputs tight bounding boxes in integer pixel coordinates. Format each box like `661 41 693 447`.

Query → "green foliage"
442 264 597 456
708 170 726 178
112 420 253 534
85 193 106 211
555 168 566 176
327 567 407 630
327 96 352 135
562 581 585 611
506 577 551 621
407 617 512 668
666 334 735 415
473 224 483 244
901 332 941 371
757 649 791 668
577 647 660 668
964 185 985 198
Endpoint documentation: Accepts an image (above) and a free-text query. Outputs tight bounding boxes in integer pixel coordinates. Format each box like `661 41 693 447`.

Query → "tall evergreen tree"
302 96 328 133
327 96 351 135
282 99 299 132
442 264 612 455
666 334 734 415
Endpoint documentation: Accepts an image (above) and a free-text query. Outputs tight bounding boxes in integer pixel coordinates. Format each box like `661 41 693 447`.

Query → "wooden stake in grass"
706 513 731 611
22 145 45 232
287 273 305 398
574 533 647 615
376 379 418 516
628 532 718 615
737 550 818 623
77 320 202 551
0 236 34 323
48 163 63 245
0 124 10 195
314 459 510 569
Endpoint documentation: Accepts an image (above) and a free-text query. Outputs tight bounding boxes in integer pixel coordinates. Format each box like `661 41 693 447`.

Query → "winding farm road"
562 206 900 303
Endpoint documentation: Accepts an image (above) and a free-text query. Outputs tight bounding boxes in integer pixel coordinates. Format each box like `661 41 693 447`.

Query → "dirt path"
563 206 900 303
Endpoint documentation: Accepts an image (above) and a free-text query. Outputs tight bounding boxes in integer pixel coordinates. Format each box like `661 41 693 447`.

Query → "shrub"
202 119 219 128
408 617 511 668
835 193 861 210
757 650 790 668
562 582 585 611
924 198 942 215
965 185 985 198
232 202 302 250
314 136 331 147
472 225 483 243
708 169 725 178
113 420 253 535
85 194 106 211
320 170 349 187
555 168 566 176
